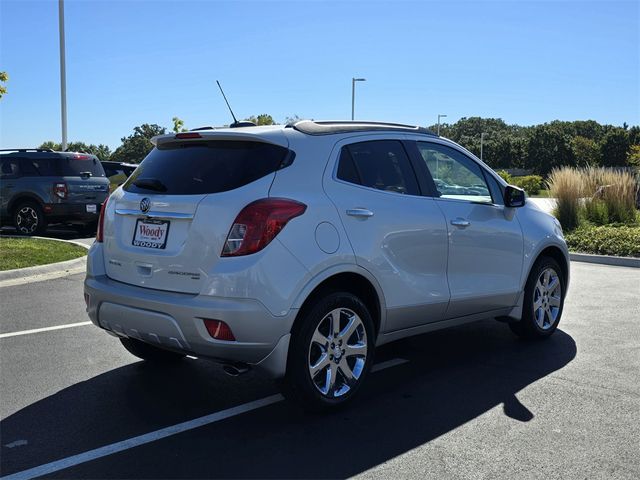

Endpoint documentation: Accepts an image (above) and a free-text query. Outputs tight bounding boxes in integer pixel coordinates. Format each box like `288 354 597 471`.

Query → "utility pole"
437 114 447 136
351 77 366 120
58 0 67 151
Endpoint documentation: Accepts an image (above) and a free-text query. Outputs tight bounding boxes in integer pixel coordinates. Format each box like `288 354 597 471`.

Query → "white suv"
84 120 569 410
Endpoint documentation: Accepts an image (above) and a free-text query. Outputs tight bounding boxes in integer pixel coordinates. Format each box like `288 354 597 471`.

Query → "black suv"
0 149 110 235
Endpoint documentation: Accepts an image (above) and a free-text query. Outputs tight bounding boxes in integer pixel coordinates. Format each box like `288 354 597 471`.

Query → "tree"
245 114 276 125
38 141 112 161
0 71 8 99
526 123 576 175
571 136 601 167
110 124 167 163
628 145 640 167
172 117 187 133
600 129 630 167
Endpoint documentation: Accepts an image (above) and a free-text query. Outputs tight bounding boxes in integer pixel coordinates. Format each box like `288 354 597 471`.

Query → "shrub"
548 167 583 231
583 167 638 224
565 225 640 257
584 198 609 225
496 170 512 183
512 175 543 195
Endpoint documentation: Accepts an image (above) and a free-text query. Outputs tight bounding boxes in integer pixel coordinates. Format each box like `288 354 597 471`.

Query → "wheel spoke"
549 295 561 308
343 342 366 358
542 270 551 287
327 309 340 338
338 314 359 341
547 276 559 294
309 353 330 377
311 329 329 348
533 296 543 310
325 363 338 396
338 358 356 386
535 308 545 328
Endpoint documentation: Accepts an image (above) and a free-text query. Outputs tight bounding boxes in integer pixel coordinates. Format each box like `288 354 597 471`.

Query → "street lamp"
351 77 366 120
58 0 67 151
480 132 487 161
437 114 447 136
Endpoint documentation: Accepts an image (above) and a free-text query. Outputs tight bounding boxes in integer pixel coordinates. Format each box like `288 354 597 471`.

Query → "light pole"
480 132 487 161
351 77 366 120
437 114 447 136
58 0 67 151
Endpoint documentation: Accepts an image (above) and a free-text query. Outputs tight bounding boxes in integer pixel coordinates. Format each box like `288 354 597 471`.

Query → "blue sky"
1 0 638 150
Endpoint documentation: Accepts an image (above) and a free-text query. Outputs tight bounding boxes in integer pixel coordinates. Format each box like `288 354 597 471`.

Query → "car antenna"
216 80 256 128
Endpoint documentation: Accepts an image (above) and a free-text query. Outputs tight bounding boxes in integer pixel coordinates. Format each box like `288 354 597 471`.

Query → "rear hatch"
103 133 291 293
59 154 109 206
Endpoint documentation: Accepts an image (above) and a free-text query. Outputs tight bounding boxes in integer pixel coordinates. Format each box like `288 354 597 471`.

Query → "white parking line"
0 357 409 480
0 322 92 339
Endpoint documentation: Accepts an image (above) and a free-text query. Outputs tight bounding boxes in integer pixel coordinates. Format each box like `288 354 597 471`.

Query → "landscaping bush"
583 167 638 224
548 167 583 231
512 175 543 195
496 170 512 183
565 225 640 257
584 198 609 225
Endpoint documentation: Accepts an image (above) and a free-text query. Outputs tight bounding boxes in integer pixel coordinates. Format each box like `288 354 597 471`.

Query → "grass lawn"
0 237 87 271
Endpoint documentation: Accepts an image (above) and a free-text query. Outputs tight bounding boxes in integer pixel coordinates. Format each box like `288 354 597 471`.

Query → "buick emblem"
140 198 151 213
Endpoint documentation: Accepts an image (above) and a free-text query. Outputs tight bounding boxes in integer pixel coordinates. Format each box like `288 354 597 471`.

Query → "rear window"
123 141 291 195
59 156 105 177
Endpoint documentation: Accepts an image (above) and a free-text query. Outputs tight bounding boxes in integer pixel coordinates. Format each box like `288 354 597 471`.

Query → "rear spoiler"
152 129 289 149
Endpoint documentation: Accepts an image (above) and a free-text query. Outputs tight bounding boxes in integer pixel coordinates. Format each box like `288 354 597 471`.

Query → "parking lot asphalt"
1 262 639 479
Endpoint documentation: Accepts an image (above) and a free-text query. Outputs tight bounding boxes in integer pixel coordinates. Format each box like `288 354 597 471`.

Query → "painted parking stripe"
0 322 92 339
0 358 409 480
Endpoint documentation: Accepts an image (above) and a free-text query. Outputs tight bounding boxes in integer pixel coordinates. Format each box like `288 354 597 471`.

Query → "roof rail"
0 148 55 153
289 120 436 136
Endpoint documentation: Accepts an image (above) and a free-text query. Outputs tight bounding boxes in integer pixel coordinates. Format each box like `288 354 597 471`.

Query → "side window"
416 142 492 203
19 159 39 177
30 158 58 176
0 158 21 178
337 140 420 196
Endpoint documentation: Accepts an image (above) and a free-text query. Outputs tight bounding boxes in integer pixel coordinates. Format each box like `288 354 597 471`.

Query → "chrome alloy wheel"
16 206 39 234
308 308 368 398
533 267 562 330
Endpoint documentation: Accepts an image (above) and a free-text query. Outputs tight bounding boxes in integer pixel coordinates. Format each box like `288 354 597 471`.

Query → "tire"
282 291 376 411
119 337 186 363
13 202 47 236
510 256 566 339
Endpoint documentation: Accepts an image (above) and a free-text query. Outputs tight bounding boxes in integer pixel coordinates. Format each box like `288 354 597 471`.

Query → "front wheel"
510 256 566 339
13 202 47 236
119 337 186 363
283 291 375 411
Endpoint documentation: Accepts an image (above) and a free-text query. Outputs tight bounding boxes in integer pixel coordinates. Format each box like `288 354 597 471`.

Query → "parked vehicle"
84 121 569 410
101 161 137 192
0 149 109 235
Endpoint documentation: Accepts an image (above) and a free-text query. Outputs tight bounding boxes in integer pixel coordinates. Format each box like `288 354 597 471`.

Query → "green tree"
172 116 187 133
38 141 112 161
526 122 576 175
600 129 630 167
245 114 276 125
110 124 166 163
627 145 640 167
571 136 601 166
0 71 8 99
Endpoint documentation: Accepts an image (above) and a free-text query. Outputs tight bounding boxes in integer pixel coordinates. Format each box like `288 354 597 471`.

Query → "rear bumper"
84 247 296 378
45 202 103 224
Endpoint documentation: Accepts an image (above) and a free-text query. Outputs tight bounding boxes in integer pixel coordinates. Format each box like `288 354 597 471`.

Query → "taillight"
175 132 202 139
203 319 235 341
96 196 109 243
221 198 306 257
53 182 68 199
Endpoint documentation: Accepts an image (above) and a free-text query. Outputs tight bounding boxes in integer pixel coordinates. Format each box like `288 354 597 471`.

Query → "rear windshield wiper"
133 178 168 192
79 171 93 178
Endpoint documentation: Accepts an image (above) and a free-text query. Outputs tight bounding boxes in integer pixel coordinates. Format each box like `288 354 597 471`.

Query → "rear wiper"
133 178 168 192
79 171 93 178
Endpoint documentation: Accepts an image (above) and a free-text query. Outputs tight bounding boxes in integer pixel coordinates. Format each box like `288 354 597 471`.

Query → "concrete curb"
0 236 90 284
570 252 640 268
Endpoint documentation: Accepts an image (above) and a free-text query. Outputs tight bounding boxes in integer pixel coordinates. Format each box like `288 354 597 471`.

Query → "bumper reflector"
203 319 236 341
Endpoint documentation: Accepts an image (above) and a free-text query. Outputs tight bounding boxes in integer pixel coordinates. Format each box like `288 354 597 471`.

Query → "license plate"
86 204 97 213
132 219 170 249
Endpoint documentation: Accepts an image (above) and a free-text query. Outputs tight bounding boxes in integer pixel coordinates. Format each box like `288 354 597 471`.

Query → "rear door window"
123 141 290 195
337 140 420 196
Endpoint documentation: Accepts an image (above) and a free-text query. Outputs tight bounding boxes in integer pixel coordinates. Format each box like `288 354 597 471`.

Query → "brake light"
73 154 91 160
221 198 306 257
203 319 236 341
96 196 109 243
175 132 202 139
53 182 68 199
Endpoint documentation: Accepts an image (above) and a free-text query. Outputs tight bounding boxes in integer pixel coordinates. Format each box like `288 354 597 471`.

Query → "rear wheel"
13 202 47 236
283 291 375 411
510 256 565 339
119 337 186 363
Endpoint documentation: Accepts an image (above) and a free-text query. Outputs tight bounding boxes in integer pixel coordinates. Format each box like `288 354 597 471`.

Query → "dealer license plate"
132 219 170 249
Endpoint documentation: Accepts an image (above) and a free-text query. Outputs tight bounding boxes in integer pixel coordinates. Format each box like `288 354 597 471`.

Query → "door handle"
450 218 470 227
346 208 374 218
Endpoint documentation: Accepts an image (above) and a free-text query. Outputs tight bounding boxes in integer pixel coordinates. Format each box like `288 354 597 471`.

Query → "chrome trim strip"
115 208 193 220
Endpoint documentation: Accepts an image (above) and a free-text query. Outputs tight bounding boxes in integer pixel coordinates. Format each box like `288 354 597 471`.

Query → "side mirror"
504 185 526 208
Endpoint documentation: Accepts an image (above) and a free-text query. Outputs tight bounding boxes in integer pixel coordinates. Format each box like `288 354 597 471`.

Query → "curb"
570 252 640 268
0 236 90 285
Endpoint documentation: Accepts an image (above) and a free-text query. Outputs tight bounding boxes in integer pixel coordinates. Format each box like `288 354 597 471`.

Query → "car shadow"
1 319 576 478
